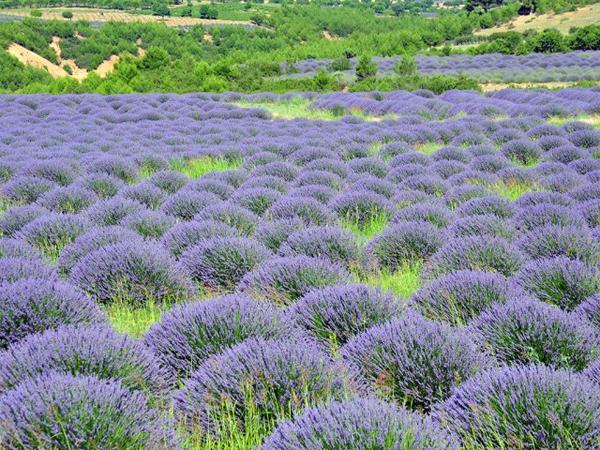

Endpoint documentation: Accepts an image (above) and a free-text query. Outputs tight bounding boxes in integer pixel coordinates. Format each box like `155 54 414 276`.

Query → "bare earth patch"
322 30 339 41
8 38 118 80
481 81 572 91
475 4 600 35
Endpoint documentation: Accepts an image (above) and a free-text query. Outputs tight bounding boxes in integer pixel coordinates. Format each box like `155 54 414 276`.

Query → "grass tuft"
169 156 242 179
339 212 389 242
104 301 166 337
365 262 423 299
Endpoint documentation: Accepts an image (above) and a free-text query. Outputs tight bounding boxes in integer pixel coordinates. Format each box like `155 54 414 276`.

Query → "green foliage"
355 55 377 81
29 9 42 17
61 10 73 19
152 2 170 17
393 54 417 76
527 28 569 53
465 0 504 12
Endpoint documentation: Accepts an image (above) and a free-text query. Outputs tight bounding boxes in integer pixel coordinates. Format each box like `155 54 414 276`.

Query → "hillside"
476 3 600 35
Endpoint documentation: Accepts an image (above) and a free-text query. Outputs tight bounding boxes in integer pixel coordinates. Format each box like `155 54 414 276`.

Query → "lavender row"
279 51 600 83
0 91 600 448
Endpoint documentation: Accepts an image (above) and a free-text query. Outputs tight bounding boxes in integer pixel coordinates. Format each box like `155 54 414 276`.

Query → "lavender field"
280 51 600 84
1 88 600 449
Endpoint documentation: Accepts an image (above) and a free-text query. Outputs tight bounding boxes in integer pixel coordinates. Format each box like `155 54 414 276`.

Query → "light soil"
8 37 118 80
481 81 573 91
475 4 600 35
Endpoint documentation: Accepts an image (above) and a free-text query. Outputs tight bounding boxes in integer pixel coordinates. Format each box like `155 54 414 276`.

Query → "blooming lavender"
261 397 458 450
144 294 288 377
341 312 489 412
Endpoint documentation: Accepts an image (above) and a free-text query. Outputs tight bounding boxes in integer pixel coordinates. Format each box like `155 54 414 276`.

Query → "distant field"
476 3 600 35
130 2 278 21
0 7 252 26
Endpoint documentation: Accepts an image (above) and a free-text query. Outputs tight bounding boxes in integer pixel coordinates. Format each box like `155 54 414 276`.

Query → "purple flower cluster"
1 91 600 448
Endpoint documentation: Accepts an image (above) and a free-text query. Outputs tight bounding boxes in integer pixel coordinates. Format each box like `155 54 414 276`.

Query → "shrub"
2 176 57 204
393 203 452 228
470 298 600 370
455 196 515 219
500 139 542 166
144 294 287 378
261 397 457 450
254 162 299 182
295 170 343 190
120 209 174 239
513 204 586 231
518 225 600 262
0 205 48 237
429 236 525 277
363 221 443 271
0 324 173 397
288 185 337 204
37 186 98 213
0 238 41 260
268 197 335 226
57 226 142 274
19 213 90 260
512 257 600 310
74 173 125 199
239 256 353 306
447 214 516 241
514 191 573 209
148 170 188 194
120 183 167 210
181 237 272 292
436 365 600 449
160 220 237 258
0 373 177 450
411 270 518 326
331 190 394 225
69 241 194 307
195 202 260 235
0 279 104 350
280 226 359 266
575 293 600 328
160 190 220 221
231 187 282 215
254 218 304 252
174 338 346 433
89 156 138 184
286 284 402 353
23 161 77 186
341 312 487 412
0 257 56 283
86 197 147 227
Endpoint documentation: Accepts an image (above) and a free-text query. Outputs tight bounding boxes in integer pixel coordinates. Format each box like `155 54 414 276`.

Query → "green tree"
355 55 377 81
140 46 171 70
528 29 568 53
152 3 170 18
393 54 417 76
62 11 73 20
465 0 503 13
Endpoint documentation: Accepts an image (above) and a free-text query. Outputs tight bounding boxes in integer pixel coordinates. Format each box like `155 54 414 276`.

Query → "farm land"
0 0 600 448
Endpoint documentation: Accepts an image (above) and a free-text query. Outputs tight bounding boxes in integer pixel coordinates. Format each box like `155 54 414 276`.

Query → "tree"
152 3 170 18
140 46 171 70
355 55 377 81
528 29 568 53
62 11 73 20
393 54 417 76
249 13 265 25
465 0 503 13
181 5 192 16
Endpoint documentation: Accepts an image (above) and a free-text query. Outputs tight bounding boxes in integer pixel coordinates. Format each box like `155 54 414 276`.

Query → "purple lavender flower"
239 256 353 306
0 324 174 396
174 338 346 433
0 372 179 449
144 294 288 377
435 365 600 449
341 312 488 412
470 297 600 370
261 397 458 450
